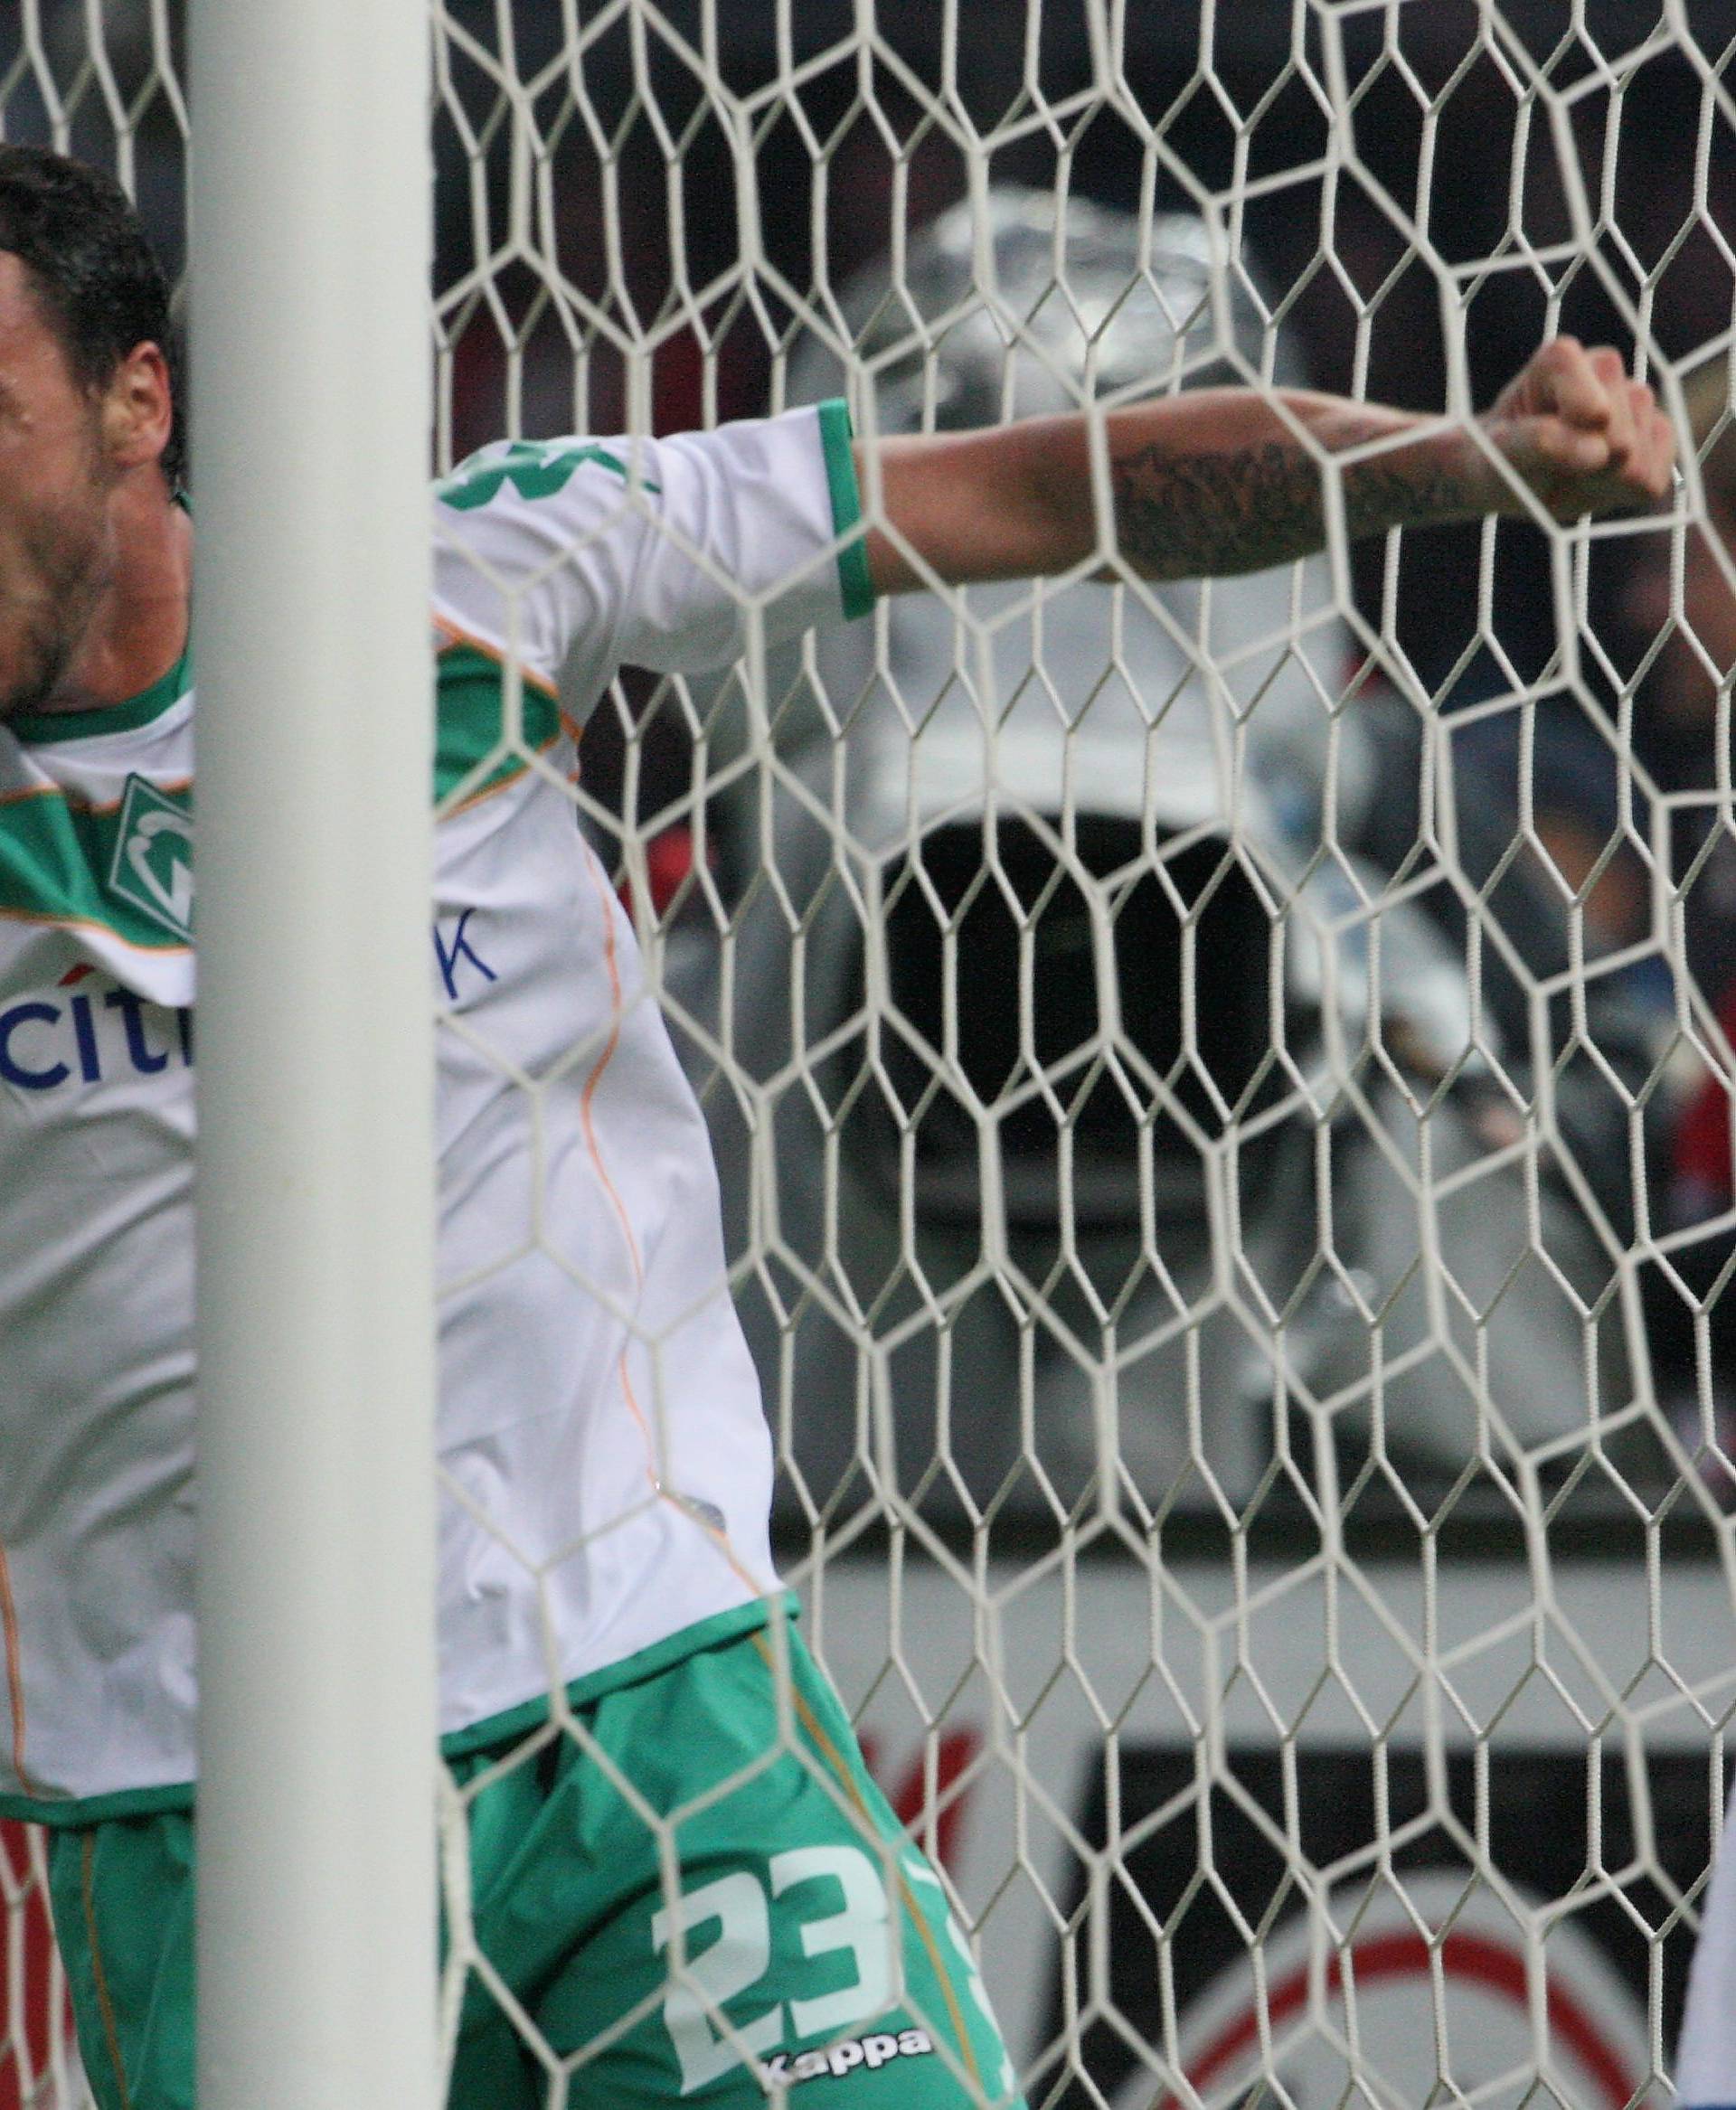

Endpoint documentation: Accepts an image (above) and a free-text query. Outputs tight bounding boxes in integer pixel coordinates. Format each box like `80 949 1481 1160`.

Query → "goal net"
5 2 1736 2106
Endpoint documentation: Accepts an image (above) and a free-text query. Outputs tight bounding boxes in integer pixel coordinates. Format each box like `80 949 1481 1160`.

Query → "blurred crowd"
8 0 1735 1514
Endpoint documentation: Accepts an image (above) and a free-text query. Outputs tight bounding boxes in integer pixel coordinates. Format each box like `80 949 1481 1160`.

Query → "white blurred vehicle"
650 191 1633 1528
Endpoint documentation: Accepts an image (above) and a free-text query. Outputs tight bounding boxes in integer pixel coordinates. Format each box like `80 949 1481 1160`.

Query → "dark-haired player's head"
0 145 181 485
0 145 179 721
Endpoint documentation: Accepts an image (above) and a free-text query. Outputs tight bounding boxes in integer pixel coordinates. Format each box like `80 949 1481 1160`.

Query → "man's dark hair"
0 145 183 486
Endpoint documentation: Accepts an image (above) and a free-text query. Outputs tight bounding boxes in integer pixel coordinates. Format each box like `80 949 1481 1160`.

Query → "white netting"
5 3 1736 2107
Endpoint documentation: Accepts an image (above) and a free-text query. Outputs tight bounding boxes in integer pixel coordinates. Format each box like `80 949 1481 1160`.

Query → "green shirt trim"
0 1596 797 1827
0 777 193 951
8 645 193 747
817 398 875 623
6 637 557 806
434 643 564 809
0 645 561 940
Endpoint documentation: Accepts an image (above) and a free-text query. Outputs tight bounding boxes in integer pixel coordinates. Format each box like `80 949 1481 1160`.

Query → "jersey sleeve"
429 401 875 703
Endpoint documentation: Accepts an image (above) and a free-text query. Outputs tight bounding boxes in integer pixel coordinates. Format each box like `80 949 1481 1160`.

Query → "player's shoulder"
429 436 672 684
431 405 829 526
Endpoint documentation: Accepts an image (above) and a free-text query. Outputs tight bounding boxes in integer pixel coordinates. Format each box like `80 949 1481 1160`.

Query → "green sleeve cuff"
816 398 876 623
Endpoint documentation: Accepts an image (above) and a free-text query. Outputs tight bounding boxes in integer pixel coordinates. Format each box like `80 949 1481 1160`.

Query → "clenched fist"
1483 335 1676 520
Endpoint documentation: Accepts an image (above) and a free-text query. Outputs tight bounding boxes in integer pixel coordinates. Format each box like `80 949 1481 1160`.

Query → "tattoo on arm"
1110 436 1472 579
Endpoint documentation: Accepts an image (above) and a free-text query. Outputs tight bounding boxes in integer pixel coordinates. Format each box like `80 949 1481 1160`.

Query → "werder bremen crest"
108 774 193 941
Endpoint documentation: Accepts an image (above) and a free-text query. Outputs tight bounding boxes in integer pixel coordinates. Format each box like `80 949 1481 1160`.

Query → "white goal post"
2 5 1736 2110
189 4 437 2107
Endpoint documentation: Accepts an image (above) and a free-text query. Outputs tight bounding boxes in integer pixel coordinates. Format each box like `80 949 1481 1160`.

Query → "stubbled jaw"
0 501 113 726
0 598 80 723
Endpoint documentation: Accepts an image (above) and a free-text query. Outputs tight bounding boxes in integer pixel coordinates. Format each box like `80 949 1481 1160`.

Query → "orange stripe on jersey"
749 1628 986 2095
577 845 777 1597
579 845 646 1286
80 1837 133 2110
575 846 772 1597
433 617 561 700
0 903 191 954
575 846 657 1481
439 733 566 822
0 777 193 817
0 1544 38 1800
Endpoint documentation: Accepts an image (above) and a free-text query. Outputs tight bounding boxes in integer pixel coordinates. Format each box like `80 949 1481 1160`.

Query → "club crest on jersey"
107 774 193 941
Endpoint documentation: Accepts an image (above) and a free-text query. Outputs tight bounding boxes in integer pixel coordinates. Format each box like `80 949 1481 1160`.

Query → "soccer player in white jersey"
0 146 1674 2110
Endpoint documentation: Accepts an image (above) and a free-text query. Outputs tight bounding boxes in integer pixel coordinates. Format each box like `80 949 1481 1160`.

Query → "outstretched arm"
854 337 1675 594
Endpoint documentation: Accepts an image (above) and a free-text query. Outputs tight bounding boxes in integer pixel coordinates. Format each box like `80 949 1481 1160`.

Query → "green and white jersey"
0 401 872 1821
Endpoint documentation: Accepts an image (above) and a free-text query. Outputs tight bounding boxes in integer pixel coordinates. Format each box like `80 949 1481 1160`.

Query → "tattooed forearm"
1109 431 1475 579
1112 440 1314 577
857 387 1506 597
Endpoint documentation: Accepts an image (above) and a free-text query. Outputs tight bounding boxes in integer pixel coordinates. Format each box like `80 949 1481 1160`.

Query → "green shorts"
51 1611 1021 2110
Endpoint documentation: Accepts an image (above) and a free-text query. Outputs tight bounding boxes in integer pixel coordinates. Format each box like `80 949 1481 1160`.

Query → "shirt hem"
440 1590 797 1759
0 1779 195 1830
0 1594 799 1827
817 399 876 623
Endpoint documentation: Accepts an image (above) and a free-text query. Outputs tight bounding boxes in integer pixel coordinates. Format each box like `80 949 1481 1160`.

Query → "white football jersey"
0 401 872 1819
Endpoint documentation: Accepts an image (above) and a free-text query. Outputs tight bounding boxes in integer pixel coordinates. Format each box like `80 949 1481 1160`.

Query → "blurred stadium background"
5 3 1736 2106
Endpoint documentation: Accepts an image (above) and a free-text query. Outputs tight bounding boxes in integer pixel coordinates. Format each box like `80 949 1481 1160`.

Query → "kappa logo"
108 774 193 941
759 2029 934 2091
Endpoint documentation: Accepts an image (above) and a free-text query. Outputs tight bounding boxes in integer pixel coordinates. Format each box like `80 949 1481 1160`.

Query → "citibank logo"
0 965 193 1093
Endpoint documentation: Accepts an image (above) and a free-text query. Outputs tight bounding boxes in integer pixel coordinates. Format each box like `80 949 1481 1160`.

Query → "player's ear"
101 340 174 474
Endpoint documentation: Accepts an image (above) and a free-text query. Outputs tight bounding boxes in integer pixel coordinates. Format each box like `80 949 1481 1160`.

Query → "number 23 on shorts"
651 1842 1018 2102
